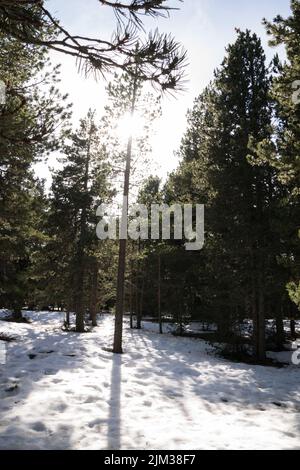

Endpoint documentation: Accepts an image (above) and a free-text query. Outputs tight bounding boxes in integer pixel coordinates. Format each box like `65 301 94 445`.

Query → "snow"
0 311 300 450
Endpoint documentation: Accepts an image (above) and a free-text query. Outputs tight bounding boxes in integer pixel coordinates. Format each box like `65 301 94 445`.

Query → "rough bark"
113 74 138 353
136 275 144 330
89 263 98 327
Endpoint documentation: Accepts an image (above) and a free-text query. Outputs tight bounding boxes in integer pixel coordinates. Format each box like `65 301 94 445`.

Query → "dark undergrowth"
0 332 16 342
0 315 31 324
213 343 287 368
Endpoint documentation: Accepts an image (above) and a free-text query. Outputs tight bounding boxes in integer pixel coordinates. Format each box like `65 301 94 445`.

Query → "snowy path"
0 312 299 450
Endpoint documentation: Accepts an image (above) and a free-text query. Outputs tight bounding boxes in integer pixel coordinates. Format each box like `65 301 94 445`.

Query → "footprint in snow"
5 383 19 394
143 400 152 407
88 418 103 428
221 397 229 403
272 401 287 408
44 369 57 376
166 391 184 399
52 378 63 384
31 421 47 432
284 432 296 439
84 395 98 404
51 402 68 412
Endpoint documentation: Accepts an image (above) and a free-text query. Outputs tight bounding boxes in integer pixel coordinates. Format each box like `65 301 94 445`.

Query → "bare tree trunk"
65 310 70 327
251 258 266 362
74 120 96 333
252 273 266 361
135 273 139 329
158 253 163 334
275 303 285 350
129 264 133 329
12 305 23 321
252 273 259 357
75 265 85 332
89 261 98 327
74 194 88 334
137 275 144 330
257 275 266 361
113 74 138 353
290 319 296 339
114 238 127 352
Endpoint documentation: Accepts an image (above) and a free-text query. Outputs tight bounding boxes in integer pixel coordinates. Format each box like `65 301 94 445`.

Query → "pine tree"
163 31 283 360
135 176 163 331
209 30 275 360
263 1 300 314
48 111 114 332
101 70 161 352
0 30 70 320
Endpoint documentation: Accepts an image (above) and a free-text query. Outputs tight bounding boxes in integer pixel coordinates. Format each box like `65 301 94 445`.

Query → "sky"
36 0 292 185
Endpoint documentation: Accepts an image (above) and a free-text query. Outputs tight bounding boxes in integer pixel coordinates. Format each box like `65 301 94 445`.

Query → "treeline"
0 0 185 337
131 6 300 361
0 17 160 332
0 1 299 362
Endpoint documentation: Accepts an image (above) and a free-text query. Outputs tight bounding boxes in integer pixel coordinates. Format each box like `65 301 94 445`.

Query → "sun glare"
116 112 145 141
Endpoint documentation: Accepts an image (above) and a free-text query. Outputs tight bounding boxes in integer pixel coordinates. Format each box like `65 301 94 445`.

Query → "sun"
116 112 144 141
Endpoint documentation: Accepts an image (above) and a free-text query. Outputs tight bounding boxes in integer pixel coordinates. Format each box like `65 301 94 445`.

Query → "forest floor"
0 311 299 450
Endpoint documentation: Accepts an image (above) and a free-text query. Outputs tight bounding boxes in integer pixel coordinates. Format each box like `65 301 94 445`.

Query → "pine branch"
0 0 186 92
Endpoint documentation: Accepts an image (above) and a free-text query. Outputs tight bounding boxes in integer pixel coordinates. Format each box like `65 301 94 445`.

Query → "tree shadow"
107 354 122 450
127 325 300 439
1 314 299 450
0 317 92 450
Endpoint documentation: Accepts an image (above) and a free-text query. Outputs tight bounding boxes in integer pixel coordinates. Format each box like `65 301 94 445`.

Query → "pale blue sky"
38 0 292 181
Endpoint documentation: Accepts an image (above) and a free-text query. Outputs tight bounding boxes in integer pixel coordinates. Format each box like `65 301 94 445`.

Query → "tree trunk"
113 74 138 353
129 266 133 329
89 261 98 327
158 254 163 334
252 273 266 361
74 124 93 333
257 278 266 361
74 218 87 334
75 281 85 332
12 305 23 321
217 305 231 342
275 303 285 350
114 237 127 352
137 275 144 330
290 319 296 339
135 274 139 329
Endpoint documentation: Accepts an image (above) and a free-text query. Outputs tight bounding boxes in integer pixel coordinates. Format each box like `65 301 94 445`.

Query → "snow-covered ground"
0 311 300 450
